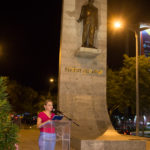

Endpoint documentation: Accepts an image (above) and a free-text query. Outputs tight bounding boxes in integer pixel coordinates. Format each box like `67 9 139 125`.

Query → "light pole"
135 29 140 136
113 21 150 136
48 78 55 97
130 26 150 136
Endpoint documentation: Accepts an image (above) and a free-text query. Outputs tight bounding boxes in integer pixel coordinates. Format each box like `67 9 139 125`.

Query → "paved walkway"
19 129 40 150
19 129 75 150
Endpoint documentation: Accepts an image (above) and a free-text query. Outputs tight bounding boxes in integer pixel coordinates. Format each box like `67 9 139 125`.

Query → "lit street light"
113 21 150 136
49 78 54 83
114 21 122 28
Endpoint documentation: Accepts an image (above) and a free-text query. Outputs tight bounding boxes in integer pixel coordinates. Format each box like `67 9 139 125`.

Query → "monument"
58 0 149 149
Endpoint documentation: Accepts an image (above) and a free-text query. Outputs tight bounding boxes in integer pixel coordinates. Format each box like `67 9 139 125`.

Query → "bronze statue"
77 0 98 48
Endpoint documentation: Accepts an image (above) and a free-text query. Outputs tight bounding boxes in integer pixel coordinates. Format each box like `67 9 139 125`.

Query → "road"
131 131 150 138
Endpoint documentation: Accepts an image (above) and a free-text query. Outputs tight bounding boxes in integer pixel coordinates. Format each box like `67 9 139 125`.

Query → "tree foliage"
7 80 39 114
7 79 58 114
0 77 18 150
107 55 150 116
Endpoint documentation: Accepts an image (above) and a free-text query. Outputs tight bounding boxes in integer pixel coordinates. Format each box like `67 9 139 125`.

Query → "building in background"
140 23 150 57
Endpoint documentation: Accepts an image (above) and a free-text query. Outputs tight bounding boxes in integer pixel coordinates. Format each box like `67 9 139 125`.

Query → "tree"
0 77 18 150
119 55 150 114
7 79 58 114
107 55 150 130
107 69 122 115
7 80 39 114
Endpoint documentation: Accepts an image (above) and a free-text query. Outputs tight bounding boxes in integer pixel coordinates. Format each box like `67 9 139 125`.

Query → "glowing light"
114 21 122 28
49 78 54 83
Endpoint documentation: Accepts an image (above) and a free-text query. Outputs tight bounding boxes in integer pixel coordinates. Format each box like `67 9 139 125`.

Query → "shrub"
0 77 18 150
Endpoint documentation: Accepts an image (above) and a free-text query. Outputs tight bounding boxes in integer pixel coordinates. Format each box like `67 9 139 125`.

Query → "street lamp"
113 21 150 136
49 78 54 83
47 78 55 97
113 21 122 29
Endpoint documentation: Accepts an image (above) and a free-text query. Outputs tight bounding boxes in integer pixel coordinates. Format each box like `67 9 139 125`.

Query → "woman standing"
37 99 56 150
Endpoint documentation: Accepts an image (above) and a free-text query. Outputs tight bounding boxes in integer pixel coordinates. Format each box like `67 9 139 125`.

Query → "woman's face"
44 102 53 112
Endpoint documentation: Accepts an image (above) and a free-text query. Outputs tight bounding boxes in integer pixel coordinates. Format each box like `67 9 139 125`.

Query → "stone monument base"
75 47 101 58
71 128 150 150
81 140 146 150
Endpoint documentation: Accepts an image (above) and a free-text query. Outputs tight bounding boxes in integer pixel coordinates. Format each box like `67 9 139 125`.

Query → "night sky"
0 0 149 91
0 0 62 91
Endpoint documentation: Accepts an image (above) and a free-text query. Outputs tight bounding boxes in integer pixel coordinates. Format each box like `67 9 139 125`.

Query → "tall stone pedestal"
59 0 110 139
58 0 148 150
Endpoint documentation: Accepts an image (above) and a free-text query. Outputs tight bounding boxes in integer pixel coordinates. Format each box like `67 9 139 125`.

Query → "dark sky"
108 0 150 69
0 0 149 91
0 0 62 91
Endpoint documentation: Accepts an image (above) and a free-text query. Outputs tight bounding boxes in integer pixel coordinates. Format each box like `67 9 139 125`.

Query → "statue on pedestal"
77 0 98 48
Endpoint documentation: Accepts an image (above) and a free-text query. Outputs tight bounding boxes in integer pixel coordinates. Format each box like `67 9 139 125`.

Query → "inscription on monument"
65 67 103 75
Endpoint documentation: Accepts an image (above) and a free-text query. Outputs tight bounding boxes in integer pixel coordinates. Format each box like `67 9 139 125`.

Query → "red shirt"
38 111 55 133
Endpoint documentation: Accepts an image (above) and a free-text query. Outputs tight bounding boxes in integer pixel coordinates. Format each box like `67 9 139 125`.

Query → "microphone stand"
56 111 80 127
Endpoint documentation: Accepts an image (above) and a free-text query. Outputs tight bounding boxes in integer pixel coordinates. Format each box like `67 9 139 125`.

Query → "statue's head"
88 0 94 4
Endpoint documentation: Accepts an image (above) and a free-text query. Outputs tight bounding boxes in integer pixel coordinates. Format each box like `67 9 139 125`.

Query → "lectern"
40 120 71 150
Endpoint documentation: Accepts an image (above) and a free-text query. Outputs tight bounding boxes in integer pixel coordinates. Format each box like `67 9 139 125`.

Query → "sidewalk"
19 129 75 150
19 129 39 150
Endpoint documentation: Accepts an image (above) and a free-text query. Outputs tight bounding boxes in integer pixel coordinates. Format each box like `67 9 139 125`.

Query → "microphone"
52 108 63 114
53 108 80 126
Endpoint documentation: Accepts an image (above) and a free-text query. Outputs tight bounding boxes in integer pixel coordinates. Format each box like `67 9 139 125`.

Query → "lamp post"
135 29 140 136
113 21 150 136
48 78 55 97
130 26 150 136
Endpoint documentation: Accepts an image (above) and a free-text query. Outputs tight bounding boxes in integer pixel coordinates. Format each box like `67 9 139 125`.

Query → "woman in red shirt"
37 99 56 150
